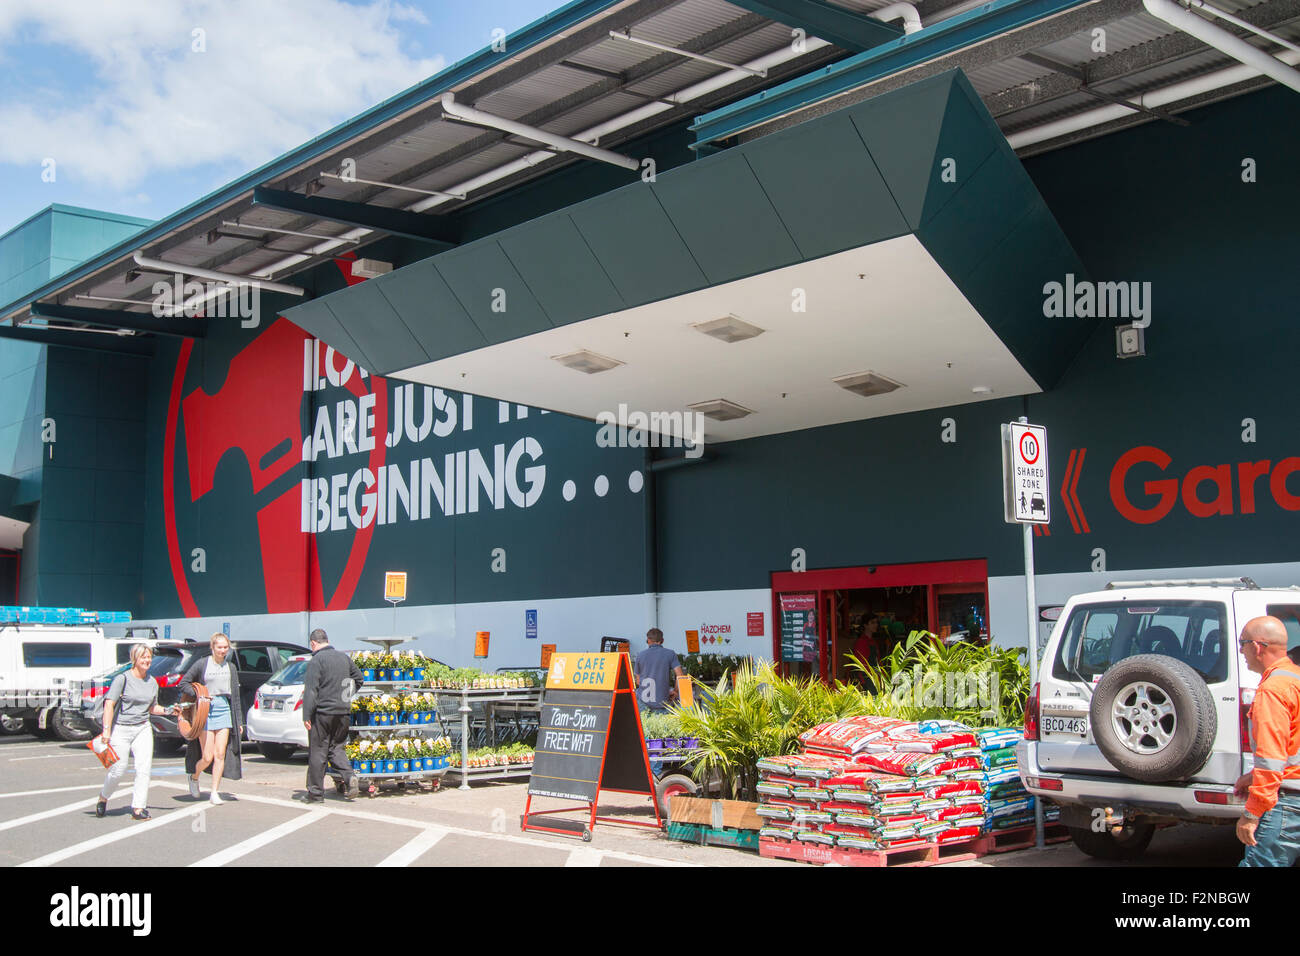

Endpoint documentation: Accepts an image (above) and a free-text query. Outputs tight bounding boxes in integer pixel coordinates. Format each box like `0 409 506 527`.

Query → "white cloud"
0 0 444 190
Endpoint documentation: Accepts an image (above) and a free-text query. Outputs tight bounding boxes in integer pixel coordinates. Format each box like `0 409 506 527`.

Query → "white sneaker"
209 793 223 806
189 777 200 799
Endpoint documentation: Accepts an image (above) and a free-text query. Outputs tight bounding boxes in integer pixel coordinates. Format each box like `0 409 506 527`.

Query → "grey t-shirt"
107 672 159 727
204 658 232 698
634 644 680 711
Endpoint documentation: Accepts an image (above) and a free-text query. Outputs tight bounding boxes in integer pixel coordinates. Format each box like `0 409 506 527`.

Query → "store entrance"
771 559 989 683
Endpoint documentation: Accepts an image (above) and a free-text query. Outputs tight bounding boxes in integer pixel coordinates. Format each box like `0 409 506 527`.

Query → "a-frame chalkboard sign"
521 651 662 841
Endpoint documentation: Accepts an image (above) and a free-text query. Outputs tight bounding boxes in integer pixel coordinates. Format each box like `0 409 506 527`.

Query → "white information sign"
1003 422 1050 524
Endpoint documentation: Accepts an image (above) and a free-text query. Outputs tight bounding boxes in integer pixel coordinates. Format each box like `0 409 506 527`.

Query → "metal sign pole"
1017 416 1046 850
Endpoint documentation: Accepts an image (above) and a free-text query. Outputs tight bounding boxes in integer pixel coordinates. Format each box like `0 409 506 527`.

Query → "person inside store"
301 628 365 803
98 644 181 820
1234 615 1300 866
634 628 685 713
846 614 882 669
180 632 243 805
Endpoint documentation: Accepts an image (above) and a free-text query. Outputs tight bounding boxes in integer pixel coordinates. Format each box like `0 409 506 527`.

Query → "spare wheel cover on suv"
1089 654 1217 783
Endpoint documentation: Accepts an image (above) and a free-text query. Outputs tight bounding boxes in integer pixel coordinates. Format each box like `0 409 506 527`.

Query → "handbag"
87 734 120 769
178 682 211 740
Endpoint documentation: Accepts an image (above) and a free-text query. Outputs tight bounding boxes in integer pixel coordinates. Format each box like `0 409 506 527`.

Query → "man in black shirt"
301 628 364 802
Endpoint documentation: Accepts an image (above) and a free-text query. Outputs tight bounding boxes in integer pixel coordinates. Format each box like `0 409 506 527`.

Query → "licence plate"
266 699 284 712
1042 715 1089 738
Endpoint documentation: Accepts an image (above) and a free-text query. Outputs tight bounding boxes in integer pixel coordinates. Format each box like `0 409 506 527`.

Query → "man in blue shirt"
634 628 685 712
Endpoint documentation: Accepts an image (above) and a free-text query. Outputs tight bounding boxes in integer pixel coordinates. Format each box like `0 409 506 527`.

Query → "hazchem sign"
1003 422 1050 524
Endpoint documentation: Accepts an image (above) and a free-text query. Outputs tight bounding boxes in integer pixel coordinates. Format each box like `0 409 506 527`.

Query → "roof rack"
1104 577 1259 590
0 606 133 626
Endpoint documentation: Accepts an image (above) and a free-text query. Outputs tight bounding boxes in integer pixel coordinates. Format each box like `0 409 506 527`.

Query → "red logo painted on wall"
162 260 387 617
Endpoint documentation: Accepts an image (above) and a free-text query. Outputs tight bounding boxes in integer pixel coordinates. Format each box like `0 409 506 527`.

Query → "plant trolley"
349 636 451 796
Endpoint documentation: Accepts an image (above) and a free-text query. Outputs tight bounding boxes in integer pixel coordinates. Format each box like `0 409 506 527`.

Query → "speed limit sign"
1002 422 1049 524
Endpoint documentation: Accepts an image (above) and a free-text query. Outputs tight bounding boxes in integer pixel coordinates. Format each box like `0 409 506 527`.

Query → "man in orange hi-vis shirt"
1234 616 1300 866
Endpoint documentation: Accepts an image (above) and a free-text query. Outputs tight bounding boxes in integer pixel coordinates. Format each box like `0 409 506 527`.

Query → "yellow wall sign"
545 652 619 690
384 571 407 603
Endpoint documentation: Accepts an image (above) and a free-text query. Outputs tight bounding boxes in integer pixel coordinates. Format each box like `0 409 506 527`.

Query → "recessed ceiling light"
692 314 765 343
832 371 904 398
551 349 624 374
687 399 755 421
971 386 993 394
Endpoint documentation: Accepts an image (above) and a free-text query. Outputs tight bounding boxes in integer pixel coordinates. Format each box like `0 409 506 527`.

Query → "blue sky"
0 0 565 236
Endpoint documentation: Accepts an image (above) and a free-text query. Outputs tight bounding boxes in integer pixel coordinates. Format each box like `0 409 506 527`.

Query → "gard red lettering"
1181 464 1232 518
1238 460 1271 514
1110 446 1176 524
1270 458 1300 511
1111 447 1300 522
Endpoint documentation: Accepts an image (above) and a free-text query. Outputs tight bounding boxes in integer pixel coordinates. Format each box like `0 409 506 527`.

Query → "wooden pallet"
758 835 983 867
979 822 1070 854
666 821 760 851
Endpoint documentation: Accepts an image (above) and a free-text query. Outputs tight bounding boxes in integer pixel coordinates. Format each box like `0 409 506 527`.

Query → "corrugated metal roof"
1033 11 1178 63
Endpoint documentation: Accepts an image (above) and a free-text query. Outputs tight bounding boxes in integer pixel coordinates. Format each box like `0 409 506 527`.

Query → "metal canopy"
0 0 848 346
694 0 1300 153
284 70 1095 443
5 0 1295 354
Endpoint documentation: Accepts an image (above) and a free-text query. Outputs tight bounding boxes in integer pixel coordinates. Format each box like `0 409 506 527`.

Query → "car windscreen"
1052 600 1229 684
266 659 310 686
146 650 184 678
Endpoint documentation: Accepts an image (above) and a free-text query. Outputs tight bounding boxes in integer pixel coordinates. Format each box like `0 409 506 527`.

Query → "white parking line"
0 784 106 799
154 782 694 867
565 848 604 867
0 790 127 833
18 802 209 867
10 753 91 761
375 827 449 867
189 810 328 867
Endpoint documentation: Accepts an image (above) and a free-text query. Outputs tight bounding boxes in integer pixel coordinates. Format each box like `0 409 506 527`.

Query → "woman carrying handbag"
98 644 179 820
180 633 243 804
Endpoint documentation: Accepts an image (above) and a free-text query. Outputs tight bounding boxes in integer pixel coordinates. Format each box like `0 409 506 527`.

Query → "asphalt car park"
0 730 1246 868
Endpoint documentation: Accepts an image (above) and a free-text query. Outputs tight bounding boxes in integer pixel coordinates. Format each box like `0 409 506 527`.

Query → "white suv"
1016 577 1300 860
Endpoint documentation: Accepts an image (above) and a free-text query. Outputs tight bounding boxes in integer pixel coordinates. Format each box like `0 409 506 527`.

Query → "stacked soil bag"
973 727 1061 831
756 717 988 851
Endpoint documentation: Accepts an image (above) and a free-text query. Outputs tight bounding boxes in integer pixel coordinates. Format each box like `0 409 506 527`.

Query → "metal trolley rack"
432 685 542 790
350 636 450 795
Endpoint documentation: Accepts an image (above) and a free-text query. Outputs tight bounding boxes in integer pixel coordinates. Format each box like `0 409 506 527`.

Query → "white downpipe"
1006 47 1300 148
1183 0 1300 55
439 92 642 170
1141 0 1300 92
871 3 924 35
247 37 832 279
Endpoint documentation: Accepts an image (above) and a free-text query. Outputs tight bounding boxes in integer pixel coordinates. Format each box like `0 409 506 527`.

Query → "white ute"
1017 577 1300 860
0 609 123 740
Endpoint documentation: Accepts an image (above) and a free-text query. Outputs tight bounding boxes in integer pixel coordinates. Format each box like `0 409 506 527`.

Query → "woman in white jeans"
98 644 178 820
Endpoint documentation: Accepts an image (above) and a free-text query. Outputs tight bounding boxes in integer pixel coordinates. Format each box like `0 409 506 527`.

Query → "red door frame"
771 559 989 677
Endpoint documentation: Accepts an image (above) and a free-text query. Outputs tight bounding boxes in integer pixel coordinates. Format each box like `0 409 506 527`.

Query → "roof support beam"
250 188 460 245
30 302 206 339
0 323 152 356
721 0 903 52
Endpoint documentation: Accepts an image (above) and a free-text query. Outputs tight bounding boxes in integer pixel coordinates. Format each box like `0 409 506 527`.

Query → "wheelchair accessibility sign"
1003 422 1050 524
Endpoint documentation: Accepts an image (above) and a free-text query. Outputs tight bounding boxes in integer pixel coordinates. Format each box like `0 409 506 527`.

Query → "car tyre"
257 741 298 761
1068 822 1156 861
51 711 94 742
1089 654 1217 783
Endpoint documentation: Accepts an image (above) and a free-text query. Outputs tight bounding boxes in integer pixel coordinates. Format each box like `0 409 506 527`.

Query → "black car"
147 639 309 753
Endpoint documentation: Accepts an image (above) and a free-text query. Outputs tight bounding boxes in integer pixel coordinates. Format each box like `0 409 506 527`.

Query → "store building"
1 0 1298 675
